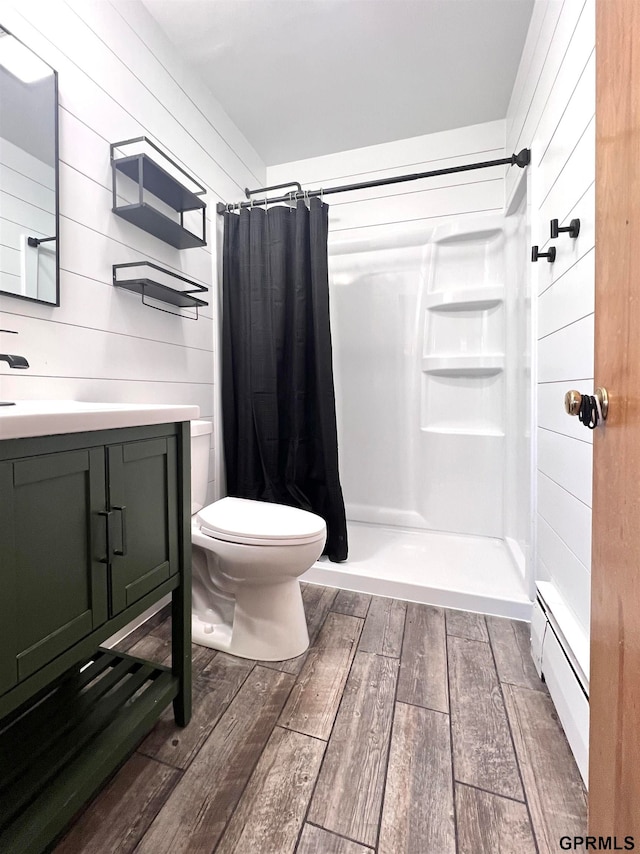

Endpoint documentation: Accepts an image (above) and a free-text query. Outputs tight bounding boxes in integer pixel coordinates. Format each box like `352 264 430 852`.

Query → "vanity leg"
172 584 192 726
172 420 192 727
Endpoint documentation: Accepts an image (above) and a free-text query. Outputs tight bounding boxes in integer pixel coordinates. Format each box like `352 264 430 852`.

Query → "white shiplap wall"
507 0 594 782
267 121 506 237
507 0 594 652
0 0 266 501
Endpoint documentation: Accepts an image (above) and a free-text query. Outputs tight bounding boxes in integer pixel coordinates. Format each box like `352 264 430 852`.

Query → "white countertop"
0 400 200 440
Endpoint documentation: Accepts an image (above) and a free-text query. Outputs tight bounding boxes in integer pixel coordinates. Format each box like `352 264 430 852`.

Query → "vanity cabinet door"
0 463 17 695
0 448 109 692
107 436 179 615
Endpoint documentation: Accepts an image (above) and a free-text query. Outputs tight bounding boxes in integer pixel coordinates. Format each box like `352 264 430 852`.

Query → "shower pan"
304 208 532 620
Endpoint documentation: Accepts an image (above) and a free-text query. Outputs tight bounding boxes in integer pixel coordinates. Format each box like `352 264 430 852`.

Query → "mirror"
0 26 58 305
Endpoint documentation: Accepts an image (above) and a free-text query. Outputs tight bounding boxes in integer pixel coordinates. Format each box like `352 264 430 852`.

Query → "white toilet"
190 420 327 660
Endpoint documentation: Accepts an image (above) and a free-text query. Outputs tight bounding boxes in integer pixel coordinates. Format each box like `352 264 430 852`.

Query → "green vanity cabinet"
107 436 180 615
0 421 192 854
0 447 109 695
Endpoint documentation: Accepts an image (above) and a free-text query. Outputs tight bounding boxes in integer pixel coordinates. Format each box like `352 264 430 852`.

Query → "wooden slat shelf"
0 649 178 854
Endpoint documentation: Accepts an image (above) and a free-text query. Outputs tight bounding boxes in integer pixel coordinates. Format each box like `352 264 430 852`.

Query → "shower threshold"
304 521 531 621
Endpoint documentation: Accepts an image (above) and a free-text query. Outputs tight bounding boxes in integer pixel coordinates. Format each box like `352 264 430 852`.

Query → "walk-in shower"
305 195 532 619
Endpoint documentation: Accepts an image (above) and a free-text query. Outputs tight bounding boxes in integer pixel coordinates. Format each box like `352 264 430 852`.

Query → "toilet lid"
196 497 326 545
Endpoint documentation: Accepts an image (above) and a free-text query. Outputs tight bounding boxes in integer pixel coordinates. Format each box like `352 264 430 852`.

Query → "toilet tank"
190 420 213 514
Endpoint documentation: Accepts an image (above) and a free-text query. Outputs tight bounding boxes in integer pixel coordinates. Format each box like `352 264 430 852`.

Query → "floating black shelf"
113 261 208 318
114 203 205 250
111 137 207 249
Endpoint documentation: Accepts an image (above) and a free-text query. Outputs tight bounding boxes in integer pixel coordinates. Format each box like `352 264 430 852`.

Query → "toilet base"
192 578 310 661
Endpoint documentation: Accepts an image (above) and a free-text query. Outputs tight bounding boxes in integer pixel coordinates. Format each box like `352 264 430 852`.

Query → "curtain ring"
319 187 324 204
263 196 268 216
249 197 255 209
304 189 310 208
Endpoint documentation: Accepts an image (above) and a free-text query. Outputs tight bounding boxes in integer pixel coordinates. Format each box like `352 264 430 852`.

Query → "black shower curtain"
221 198 348 562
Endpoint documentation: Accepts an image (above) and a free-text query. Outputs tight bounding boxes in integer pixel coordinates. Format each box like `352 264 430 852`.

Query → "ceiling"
142 0 534 166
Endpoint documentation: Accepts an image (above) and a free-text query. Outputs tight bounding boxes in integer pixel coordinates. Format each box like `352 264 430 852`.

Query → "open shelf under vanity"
0 649 178 853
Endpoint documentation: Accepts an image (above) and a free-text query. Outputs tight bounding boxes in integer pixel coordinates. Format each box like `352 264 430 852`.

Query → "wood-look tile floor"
54 585 587 854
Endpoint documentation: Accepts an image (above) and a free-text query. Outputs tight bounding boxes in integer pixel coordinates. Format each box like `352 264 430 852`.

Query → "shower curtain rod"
216 148 530 213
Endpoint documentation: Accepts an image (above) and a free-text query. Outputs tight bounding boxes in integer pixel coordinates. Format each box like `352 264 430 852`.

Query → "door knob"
564 389 582 415
564 388 609 425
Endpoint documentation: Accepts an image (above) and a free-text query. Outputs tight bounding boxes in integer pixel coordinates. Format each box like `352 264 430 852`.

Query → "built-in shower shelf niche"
421 427 505 437
433 226 504 245
420 216 507 459
421 355 504 377
428 220 506 294
110 137 207 250
425 285 503 312
420 358 505 435
428 227 506 295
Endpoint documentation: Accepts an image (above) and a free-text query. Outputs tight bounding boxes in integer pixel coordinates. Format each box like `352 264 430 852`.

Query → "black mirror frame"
0 25 59 307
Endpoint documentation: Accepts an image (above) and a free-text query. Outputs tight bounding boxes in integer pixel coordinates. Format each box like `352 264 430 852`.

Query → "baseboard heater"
531 590 590 785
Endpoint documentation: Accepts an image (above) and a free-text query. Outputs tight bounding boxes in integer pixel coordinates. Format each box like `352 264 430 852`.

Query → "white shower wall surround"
335 216 510 540
307 212 531 618
419 219 507 539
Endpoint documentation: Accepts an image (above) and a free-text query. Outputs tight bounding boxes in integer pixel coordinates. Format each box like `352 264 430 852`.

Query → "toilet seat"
196 496 326 547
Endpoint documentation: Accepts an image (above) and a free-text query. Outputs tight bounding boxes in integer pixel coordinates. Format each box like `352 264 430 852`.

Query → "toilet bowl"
190 421 326 660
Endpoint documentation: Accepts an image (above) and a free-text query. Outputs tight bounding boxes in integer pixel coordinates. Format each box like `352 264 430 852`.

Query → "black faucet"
0 329 29 369
0 353 29 369
0 330 29 405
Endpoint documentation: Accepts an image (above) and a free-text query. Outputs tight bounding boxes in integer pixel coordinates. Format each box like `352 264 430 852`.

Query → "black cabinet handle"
112 505 128 557
531 245 556 263
550 218 580 239
97 510 112 563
